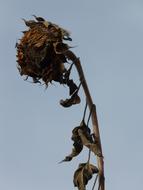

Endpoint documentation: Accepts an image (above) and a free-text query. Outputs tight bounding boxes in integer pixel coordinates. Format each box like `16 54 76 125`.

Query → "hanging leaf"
60 141 83 162
78 129 102 157
60 124 83 162
73 163 99 190
60 92 80 107
73 120 102 157
74 164 85 190
61 118 101 163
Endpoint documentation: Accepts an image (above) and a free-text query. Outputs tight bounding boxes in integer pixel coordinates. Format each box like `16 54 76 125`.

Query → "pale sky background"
0 0 143 190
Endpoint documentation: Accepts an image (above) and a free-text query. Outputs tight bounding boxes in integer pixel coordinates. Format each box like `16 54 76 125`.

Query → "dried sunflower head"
16 16 71 86
16 16 81 107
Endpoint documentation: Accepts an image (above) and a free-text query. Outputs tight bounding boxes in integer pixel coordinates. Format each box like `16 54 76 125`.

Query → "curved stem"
64 50 105 190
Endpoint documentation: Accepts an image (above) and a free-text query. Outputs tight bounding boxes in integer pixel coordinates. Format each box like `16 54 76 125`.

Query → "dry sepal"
16 16 80 106
73 163 99 190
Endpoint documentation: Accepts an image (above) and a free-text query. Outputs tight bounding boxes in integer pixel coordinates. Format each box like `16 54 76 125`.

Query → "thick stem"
65 50 105 190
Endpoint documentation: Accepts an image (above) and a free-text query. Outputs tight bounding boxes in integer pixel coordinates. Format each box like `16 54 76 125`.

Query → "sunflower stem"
64 50 105 190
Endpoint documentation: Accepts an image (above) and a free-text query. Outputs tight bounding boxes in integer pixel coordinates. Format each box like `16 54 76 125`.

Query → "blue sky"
0 0 143 189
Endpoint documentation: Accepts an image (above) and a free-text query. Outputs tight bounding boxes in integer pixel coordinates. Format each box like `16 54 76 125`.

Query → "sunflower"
16 16 80 107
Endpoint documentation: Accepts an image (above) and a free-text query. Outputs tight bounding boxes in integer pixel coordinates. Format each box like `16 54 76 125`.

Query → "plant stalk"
65 50 105 190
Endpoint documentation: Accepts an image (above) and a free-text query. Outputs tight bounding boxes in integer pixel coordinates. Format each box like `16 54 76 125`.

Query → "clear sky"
0 0 143 190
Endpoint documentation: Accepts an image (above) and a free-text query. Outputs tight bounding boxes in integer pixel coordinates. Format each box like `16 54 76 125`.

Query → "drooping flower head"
16 16 80 107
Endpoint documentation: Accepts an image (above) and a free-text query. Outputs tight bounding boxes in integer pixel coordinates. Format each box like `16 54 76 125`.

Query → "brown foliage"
73 163 99 190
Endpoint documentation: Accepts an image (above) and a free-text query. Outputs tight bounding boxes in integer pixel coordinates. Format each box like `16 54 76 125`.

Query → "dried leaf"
60 125 83 162
72 120 102 157
73 163 98 190
74 167 85 190
60 142 83 162
61 119 102 164
60 93 80 107
78 129 102 157
61 121 91 162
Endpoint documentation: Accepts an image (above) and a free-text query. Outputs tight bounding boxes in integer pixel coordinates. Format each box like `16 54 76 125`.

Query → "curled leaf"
61 119 101 163
60 141 83 163
74 120 102 157
60 93 80 107
73 163 99 190
78 129 102 157
60 125 83 162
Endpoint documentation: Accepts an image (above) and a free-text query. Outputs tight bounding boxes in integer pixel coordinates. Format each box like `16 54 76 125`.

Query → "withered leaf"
60 141 83 163
71 120 90 142
60 93 80 107
61 120 92 163
72 120 102 157
73 163 98 190
61 124 84 163
78 129 102 157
